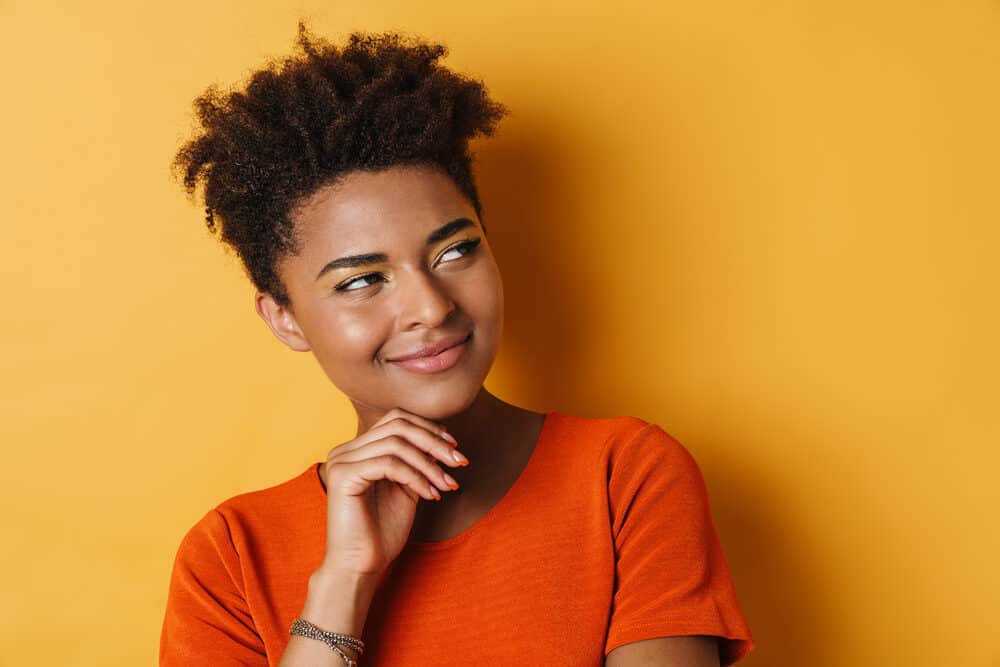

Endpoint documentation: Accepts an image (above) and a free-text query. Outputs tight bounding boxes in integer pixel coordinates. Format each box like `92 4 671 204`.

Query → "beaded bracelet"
289 617 366 666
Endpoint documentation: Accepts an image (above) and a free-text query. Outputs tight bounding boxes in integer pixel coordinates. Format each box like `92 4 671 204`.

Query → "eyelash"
333 238 482 293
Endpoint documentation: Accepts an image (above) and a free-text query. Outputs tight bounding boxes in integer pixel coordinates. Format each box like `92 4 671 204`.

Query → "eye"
334 273 385 292
437 238 481 264
332 239 481 294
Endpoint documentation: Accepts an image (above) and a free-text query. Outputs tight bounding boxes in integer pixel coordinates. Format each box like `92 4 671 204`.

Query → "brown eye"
335 273 385 292
437 238 481 264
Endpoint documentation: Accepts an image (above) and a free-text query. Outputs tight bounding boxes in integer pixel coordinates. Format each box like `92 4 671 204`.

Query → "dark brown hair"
173 23 507 306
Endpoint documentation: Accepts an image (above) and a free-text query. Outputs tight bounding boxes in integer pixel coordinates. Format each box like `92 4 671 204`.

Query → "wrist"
302 568 379 638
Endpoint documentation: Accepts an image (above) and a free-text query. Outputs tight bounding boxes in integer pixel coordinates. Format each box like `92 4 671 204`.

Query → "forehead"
291 165 478 249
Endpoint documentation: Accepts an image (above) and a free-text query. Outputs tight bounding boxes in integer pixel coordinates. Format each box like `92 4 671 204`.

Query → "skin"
605 636 721 666
255 164 721 666
264 165 504 430
254 164 543 536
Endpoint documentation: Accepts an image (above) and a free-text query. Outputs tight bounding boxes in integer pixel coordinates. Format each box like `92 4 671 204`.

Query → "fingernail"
443 473 460 490
451 450 469 465
441 431 458 445
431 487 441 500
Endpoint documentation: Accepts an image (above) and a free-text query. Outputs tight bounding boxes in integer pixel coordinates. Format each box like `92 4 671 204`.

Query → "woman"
160 24 755 666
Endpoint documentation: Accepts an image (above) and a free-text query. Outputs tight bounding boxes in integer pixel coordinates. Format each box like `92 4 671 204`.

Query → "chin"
388 343 496 419
402 386 481 421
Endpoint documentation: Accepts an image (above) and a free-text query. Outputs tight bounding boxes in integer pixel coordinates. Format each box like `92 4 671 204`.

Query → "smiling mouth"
387 332 473 362
387 332 473 374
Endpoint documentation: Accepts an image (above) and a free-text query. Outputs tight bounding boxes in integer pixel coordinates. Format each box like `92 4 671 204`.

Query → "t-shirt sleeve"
604 423 755 665
160 508 268 666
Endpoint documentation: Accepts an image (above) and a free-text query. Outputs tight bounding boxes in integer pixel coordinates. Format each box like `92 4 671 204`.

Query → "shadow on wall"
708 444 840 667
473 120 591 410
474 116 838 667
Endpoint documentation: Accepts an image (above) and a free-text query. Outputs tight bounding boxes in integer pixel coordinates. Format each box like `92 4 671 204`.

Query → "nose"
397 267 457 330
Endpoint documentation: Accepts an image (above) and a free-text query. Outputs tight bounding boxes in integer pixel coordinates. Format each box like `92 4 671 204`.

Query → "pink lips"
388 333 472 374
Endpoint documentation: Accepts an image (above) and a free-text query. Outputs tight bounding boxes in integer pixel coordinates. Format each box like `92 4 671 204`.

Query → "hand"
317 408 468 578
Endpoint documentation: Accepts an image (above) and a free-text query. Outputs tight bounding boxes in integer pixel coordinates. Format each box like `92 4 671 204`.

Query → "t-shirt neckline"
310 410 560 552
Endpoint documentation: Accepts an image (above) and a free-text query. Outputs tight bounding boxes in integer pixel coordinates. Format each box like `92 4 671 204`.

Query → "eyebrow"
314 217 476 282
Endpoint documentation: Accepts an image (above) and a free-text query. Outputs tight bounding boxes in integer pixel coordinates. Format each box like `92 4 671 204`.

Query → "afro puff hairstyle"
173 22 508 307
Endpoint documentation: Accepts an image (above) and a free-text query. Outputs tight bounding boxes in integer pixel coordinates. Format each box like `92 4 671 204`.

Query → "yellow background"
2 1 997 665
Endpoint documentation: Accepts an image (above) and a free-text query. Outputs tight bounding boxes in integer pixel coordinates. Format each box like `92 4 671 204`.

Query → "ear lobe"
254 291 311 352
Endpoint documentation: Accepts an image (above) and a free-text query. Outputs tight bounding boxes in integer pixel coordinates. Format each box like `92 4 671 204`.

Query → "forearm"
278 569 379 666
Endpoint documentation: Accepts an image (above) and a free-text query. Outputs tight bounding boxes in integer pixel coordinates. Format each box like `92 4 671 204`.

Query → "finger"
373 408 458 446
327 455 441 502
399 485 420 503
330 410 451 458
335 416 467 469
333 434 459 494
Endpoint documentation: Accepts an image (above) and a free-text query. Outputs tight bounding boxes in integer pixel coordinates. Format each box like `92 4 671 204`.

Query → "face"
254 165 504 425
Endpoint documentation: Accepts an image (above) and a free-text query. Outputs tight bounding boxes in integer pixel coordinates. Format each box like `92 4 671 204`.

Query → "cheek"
495 275 505 331
472 261 504 324
318 310 387 364
454 262 503 350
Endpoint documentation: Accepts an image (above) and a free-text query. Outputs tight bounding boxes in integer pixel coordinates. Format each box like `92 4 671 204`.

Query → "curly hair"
173 22 508 306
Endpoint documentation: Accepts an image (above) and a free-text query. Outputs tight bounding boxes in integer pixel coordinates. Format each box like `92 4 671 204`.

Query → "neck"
437 388 512 458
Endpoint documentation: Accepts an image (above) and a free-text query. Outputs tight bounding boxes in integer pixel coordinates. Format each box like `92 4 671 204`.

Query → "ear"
254 291 311 352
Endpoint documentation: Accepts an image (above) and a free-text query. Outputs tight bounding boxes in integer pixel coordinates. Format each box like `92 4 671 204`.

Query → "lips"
386 332 472 362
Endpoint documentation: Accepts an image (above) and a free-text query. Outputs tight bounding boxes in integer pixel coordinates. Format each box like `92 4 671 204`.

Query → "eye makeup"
332 237 482 293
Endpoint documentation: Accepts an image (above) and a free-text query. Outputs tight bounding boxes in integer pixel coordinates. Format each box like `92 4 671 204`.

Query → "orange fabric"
160 411 755 665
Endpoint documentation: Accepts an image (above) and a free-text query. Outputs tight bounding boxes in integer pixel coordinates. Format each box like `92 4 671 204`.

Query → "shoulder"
179 463 322 553
545 411 706 513
216 462 322 517
548 410 692 466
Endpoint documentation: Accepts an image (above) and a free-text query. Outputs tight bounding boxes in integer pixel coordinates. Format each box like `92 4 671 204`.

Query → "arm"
160 510 268 666
277 569 379 666
602 424 754 665
606 636 721 667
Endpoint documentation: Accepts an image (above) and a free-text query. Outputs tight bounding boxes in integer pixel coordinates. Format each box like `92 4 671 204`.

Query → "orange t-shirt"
160 411 755 665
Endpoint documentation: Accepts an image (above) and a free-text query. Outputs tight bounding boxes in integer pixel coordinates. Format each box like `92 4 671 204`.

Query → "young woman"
160 25 755 667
